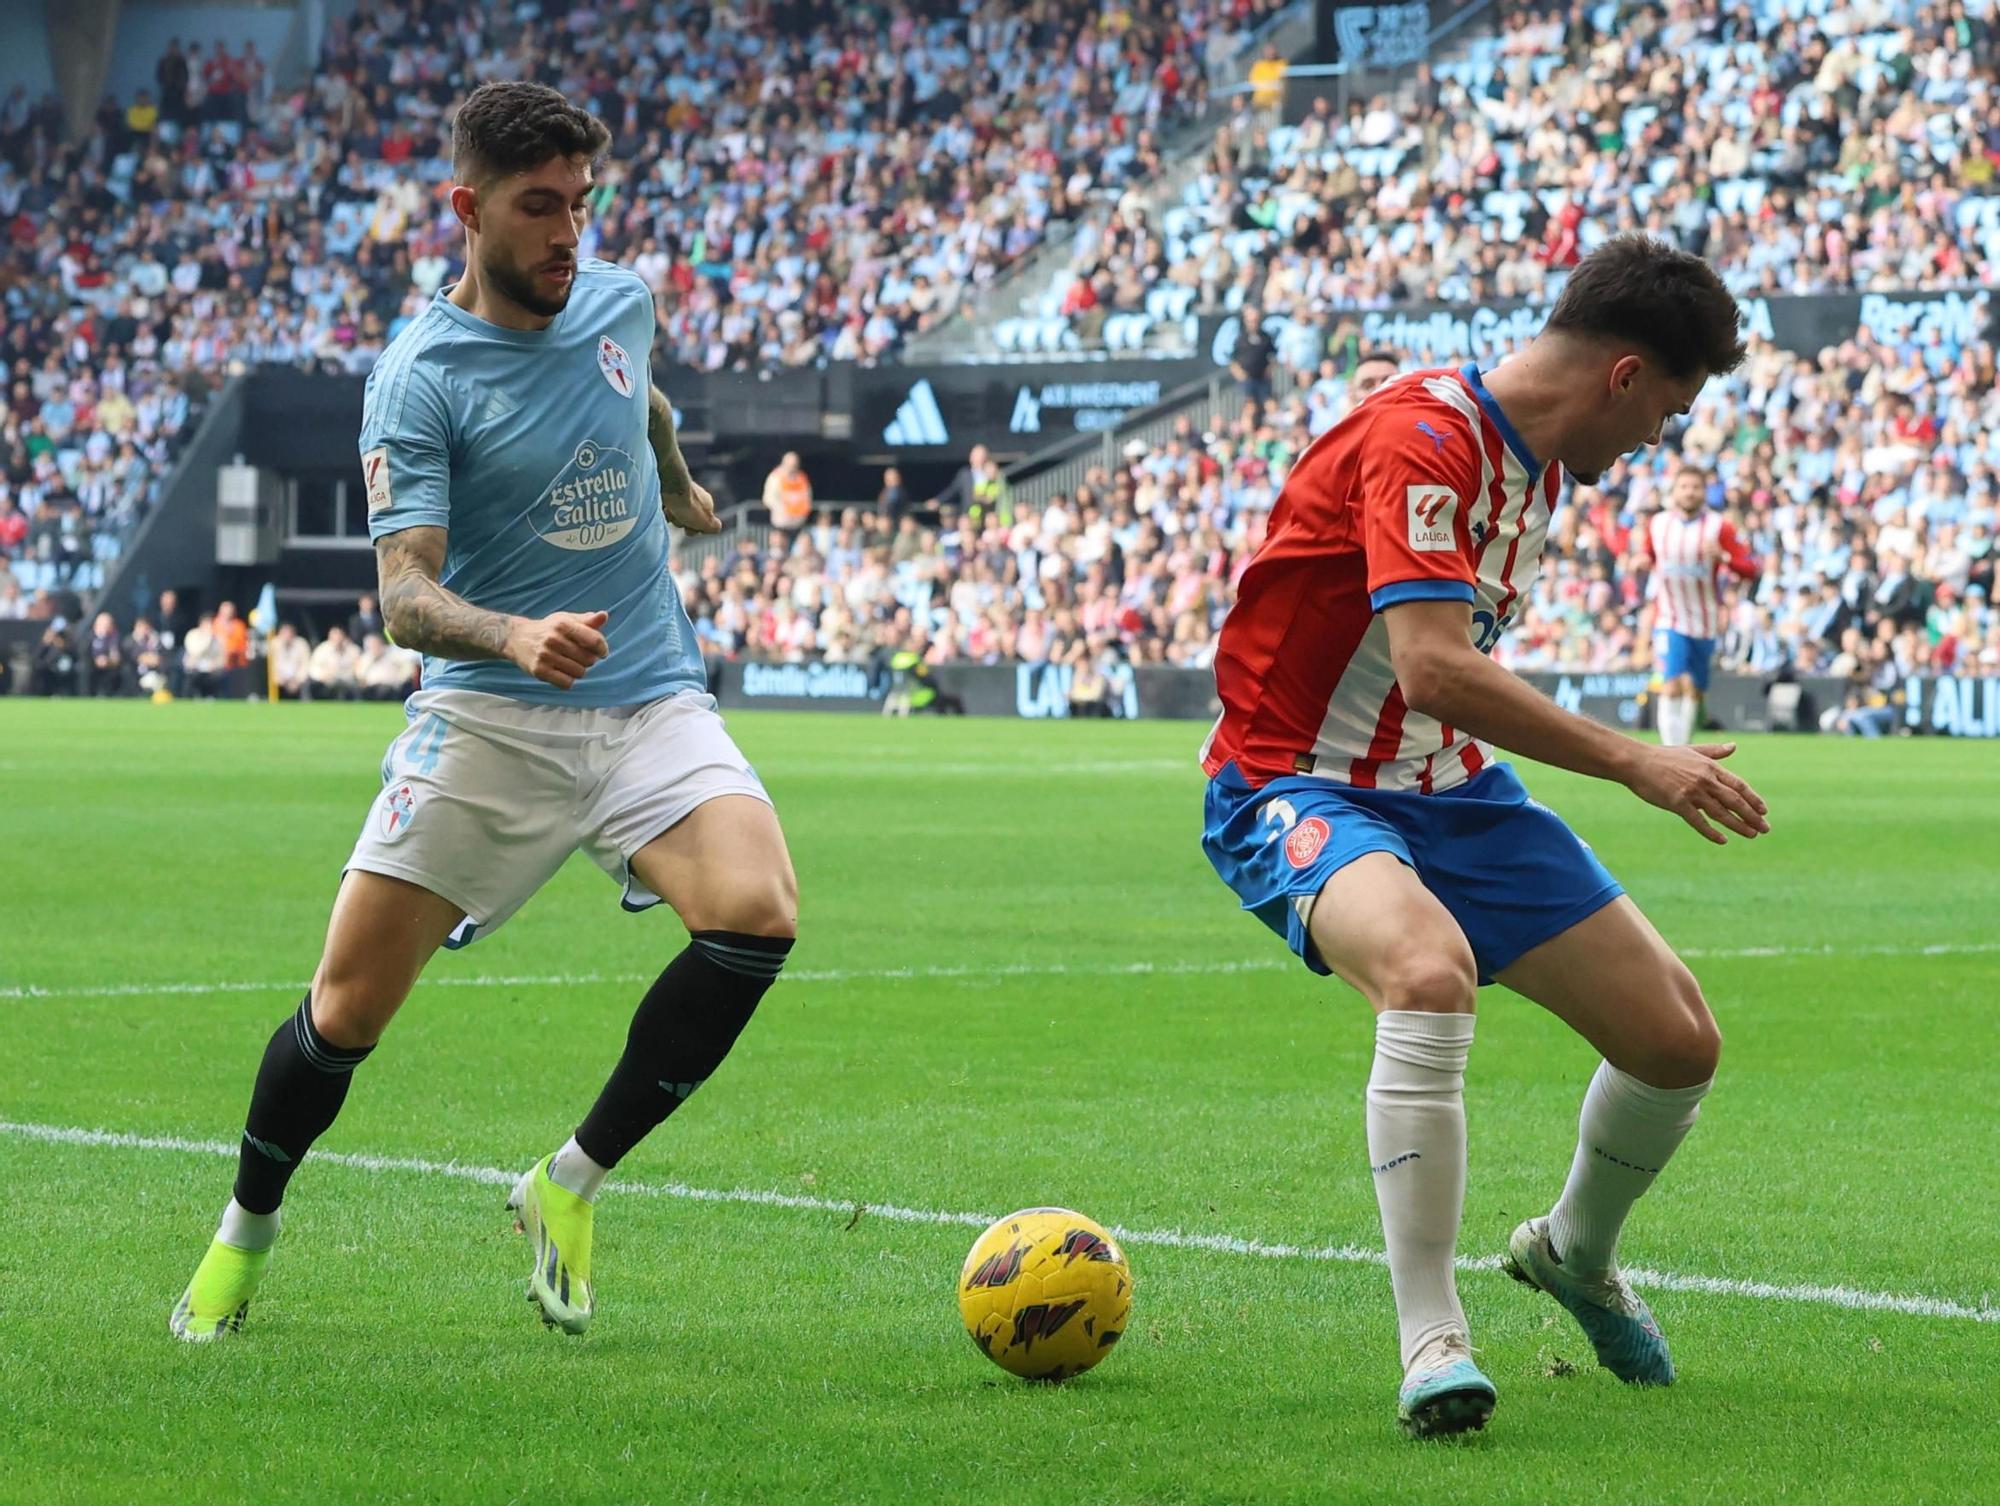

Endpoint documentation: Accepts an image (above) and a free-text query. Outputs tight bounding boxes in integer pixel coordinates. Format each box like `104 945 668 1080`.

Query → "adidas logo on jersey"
883 380 949 446
1406 486 1459 552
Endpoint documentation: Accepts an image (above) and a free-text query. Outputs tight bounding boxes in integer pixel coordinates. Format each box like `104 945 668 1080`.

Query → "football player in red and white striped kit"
1199 237 1771 1438
1640 465 1760 745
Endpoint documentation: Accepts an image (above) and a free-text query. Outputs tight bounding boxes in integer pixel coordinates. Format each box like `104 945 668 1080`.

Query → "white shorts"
346 687 770 947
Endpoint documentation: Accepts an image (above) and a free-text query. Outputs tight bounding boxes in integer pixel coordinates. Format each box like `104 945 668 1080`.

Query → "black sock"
574 930 792 1169
232 994 374 1215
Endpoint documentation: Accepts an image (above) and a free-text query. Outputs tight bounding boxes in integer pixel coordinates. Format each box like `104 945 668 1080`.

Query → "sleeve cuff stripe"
1370 580 1477 610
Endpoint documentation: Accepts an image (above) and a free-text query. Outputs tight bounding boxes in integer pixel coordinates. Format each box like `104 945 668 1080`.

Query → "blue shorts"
1201 761 1623 985
1655 629 1715 690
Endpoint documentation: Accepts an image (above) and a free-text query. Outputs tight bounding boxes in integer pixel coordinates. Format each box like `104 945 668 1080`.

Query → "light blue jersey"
358 258 704 707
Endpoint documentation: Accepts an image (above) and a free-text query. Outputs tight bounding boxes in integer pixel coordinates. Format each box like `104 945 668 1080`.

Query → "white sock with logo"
1547 1061 1711 1275
217 1197 281 1252
548 1136 610 1202
1366 1010 1475 1368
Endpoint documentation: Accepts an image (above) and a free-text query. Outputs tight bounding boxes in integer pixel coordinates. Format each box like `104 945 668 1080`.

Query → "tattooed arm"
376 526 609 690
648 385 692 494
649 385 720 534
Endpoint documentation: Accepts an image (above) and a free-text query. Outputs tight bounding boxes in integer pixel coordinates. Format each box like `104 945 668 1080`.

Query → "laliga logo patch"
597 335 635 398
1284 816 1331 869
380 782 418 839
1407 485 1458 552
361 446 392 514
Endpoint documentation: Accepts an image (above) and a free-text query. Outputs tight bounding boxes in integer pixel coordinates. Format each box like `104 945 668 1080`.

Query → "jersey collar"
432 283 567 345
1459 363 1541 474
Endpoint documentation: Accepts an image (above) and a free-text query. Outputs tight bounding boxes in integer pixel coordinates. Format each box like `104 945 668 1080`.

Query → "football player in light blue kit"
172 83 799 1341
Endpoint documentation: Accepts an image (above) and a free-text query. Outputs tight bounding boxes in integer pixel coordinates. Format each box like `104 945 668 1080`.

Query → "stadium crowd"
7 0 2000 726
0 0 1286 615
1041 0 2000 347
673 317 2000 714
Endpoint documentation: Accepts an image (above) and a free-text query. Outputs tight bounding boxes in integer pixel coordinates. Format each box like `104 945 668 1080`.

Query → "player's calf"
170 875 457 1341
1513 996 1713 1386
169 993 373 1341
519 924 795 1331
571 927 794 1173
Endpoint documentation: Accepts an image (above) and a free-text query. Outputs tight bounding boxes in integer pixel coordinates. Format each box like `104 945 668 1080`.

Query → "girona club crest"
1284 816 1330 869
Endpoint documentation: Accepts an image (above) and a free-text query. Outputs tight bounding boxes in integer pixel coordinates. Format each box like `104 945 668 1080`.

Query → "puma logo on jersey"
1415 422 1449 452
1406 486 1458 551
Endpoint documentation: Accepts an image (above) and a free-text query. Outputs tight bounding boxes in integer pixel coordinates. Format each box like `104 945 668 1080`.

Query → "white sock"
217 1197 281 1252
1366 1010 1475 1368
548 1136 610 1202
1662 694 1695 746
1547 1061 1711 1275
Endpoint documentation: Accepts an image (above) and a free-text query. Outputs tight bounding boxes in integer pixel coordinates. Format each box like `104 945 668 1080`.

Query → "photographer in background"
31 618 78 695
128 617 169 696
87 611 125 695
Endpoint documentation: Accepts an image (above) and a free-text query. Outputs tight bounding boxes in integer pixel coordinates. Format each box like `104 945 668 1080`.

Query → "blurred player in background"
171 82 799 1342
1347 350 1401 413
1199 236 1769 1438
1641 465 1760 745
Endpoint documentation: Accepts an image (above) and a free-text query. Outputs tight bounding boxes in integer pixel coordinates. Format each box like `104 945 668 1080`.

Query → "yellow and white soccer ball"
958 1207 1132 1381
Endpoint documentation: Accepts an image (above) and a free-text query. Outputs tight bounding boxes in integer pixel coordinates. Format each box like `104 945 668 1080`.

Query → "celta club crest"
597 335 635 398
380 783 417 838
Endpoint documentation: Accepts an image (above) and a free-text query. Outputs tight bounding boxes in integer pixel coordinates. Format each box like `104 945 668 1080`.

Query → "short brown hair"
1544 235 1746 381
451 81 610 185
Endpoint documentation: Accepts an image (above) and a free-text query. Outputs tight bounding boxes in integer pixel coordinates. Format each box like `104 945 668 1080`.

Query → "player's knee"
1375 950 1477 1015
689 868 798 941
1635 969 1721 1087
308 966 403 1050
754 871 801 941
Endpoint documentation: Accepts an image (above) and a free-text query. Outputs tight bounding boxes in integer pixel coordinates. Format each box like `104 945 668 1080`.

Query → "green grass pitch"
1 702 1995 1504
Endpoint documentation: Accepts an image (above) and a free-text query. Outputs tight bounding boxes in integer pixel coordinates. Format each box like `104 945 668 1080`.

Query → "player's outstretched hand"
506 610 609 690
663 477 721 534
1626 741 1771 845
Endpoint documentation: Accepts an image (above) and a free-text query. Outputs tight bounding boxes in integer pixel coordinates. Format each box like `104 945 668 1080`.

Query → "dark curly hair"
1545 235 1748 381
451 81 610 186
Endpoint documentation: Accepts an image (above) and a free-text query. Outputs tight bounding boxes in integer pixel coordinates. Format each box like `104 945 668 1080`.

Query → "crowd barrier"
711 662 2000 738
9 642 1992 738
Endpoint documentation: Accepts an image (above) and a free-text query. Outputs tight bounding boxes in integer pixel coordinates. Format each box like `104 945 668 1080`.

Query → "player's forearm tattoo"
376 527 516 664
648 385 692 495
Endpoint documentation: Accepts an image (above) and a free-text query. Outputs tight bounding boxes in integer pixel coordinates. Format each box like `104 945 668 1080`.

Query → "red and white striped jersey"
1643 510 1757 639
1202 365 1560 795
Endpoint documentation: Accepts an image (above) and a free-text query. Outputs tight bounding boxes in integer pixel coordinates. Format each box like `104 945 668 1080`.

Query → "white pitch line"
0 959 1297 1003
4 940 1999 1005
0 1118 1992 1328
